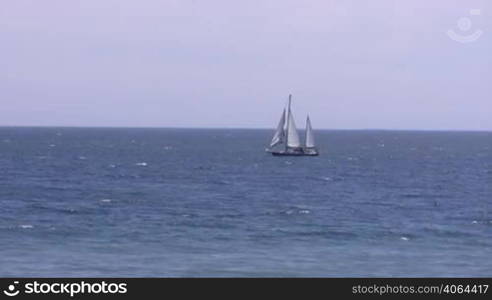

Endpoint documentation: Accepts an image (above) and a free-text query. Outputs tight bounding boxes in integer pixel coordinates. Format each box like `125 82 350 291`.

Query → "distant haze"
1 0 491 130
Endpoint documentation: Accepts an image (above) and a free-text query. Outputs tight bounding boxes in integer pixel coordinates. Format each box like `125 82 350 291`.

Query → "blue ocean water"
0 127 491 277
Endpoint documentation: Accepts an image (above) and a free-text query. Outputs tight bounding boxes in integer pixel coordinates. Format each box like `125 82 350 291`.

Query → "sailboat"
266 95 319 156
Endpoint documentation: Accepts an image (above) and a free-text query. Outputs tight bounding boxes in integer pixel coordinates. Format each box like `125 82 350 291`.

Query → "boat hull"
270 150 319 157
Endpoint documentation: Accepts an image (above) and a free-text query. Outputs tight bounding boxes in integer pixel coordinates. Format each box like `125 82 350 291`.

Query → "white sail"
305 116 315 148
270 109 286 147
286 109 301 148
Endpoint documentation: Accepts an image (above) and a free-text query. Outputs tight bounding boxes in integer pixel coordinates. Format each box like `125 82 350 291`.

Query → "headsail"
270 109 286 147
305 115 315 148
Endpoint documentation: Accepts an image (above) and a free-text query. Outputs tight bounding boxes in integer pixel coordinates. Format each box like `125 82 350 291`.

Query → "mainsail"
305 116 315 148
286 107 301 148
270 109 286 147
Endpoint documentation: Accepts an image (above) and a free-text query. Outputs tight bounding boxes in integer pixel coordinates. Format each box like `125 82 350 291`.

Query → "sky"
1 0 491 130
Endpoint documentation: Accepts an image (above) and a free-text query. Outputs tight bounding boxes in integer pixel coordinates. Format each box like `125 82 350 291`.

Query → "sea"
0 127 491 277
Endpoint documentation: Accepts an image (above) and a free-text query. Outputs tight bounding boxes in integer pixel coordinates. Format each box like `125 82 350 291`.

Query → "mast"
305 115 309 147
285 94 292 152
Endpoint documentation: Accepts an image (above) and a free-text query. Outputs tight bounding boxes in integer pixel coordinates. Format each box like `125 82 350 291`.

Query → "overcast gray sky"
1 0 491 130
